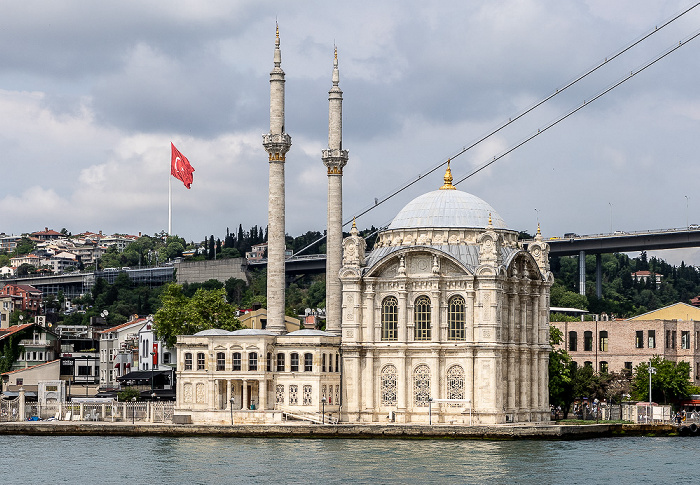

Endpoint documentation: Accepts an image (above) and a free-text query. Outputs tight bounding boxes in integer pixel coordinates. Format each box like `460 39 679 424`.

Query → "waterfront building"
174 28 552 425
552 302 700 383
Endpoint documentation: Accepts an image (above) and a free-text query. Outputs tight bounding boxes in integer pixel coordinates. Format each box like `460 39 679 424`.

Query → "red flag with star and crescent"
171 142 195 189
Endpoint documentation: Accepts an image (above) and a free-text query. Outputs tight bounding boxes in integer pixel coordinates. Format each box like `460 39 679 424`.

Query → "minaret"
322 47 349 335
262 25 292 334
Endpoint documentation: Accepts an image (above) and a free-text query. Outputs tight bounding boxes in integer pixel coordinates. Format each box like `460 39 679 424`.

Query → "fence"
0 397 19 422
2 397 174 423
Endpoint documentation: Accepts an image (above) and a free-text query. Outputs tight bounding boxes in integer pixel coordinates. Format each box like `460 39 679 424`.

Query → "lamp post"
321 397 326 425
131 396 137 424
230 397 235 425
685 195 689 228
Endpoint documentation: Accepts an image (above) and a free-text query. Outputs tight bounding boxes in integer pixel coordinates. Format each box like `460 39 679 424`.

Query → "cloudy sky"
2 1 700 264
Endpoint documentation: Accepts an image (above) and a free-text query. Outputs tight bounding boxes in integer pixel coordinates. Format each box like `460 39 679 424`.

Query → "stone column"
260 379 267 411
262 26 292 335
242 379 248 410
18 387 25 421
323 48 349 335
226 380 232 410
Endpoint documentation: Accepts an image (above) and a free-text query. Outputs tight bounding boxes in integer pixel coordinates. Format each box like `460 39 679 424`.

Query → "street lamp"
321 397 326 425
230 397 235 425
131 396 137 424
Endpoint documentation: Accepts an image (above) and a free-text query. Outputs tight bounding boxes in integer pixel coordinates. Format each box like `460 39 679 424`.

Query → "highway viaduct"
534 227 700 297
4 229 700 301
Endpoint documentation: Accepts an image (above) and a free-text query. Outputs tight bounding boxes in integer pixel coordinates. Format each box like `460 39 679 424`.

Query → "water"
0 435 697 484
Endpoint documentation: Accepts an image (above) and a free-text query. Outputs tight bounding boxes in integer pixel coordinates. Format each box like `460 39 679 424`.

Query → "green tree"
549 325 574 417
117 387 140 401
154 284 242 347
631 357 692 404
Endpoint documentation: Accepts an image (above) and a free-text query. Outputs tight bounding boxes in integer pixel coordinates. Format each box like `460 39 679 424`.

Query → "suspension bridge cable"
342 2 700 227
452 29 700 187
293 5 700 256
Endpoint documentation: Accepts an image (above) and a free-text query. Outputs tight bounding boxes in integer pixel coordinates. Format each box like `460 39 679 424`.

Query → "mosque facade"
174 29 553 425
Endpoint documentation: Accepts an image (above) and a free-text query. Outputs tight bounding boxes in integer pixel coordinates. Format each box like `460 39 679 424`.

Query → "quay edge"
0 422 679 439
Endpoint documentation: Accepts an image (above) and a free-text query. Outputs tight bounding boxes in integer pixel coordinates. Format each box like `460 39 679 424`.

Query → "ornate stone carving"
342 221 366 267
447 365 465 401
381 364 398 405
413 364 431 407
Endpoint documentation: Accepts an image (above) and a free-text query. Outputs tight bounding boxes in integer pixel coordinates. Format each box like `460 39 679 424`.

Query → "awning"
2 391 38 398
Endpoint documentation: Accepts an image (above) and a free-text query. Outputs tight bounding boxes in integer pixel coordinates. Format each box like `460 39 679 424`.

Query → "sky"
2 1 700 264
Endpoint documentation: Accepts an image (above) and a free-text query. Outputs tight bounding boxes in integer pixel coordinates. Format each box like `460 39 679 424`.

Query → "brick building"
552 303 700 384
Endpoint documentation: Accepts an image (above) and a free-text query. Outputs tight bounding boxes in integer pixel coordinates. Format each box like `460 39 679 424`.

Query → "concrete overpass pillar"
596 254 602 299
579 250 586 296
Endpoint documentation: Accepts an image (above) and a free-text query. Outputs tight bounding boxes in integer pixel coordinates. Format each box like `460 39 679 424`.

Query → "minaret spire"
323 46 349 335
263 25 292 334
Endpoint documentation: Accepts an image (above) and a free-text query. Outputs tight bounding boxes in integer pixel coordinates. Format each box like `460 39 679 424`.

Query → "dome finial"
488 213 493 227
440 159 456 190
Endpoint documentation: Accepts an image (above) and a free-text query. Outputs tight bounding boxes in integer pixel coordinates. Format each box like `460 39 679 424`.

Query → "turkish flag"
171 142 195 189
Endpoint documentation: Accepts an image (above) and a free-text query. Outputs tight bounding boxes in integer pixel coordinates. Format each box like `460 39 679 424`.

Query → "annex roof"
627 302 700 321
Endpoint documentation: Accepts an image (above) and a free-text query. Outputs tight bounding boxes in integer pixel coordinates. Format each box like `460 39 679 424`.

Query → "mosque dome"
387 162 507 230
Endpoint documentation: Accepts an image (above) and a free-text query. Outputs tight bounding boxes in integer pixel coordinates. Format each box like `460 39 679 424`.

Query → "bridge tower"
322 47 349 335
262 25 292 334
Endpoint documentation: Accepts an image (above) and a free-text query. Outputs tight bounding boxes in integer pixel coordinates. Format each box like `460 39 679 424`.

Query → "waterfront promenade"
0 421 678 439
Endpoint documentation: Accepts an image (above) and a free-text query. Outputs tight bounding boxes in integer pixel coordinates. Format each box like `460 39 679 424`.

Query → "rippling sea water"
1 435 698 484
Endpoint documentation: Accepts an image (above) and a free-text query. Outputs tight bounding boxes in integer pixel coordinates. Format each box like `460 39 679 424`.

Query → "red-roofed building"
0 323 59 372
99 315 149 389
30 228 63 241
0 284 43 317
631 270 662 288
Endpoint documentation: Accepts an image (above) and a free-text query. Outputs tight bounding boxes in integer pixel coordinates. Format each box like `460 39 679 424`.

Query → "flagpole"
168 174 172 236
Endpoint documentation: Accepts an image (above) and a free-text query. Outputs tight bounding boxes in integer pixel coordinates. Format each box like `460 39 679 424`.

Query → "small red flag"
171 142 195 189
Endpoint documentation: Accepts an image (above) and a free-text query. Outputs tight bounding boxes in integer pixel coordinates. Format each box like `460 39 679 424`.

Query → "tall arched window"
381 296 399 341
448 295 466 341
414 296 431 341
413 364 431 407
446 365 465 401
381 364 398 405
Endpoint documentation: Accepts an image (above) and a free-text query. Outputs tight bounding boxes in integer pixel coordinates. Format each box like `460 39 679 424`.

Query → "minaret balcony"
322 148 349 164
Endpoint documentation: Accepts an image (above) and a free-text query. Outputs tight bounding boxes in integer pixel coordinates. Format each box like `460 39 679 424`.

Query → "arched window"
322 354 327 372
304 353 313 372
266 352 272 372
232 352 241 371
248 352 258 371
600 361 609 373
448 295 465 341
413 364 431 407
599 331 609 352
414 296 431 341
446 365 465 400
216 352 225 371
381 364 398 405
569 331 578 351
584 331 593 351
381 296 399 341
276 353 285 372
184 352 192 370
196 352 205 370
290 353 299 372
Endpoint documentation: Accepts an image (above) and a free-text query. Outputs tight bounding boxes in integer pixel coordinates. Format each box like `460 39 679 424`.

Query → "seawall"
0 422 678 440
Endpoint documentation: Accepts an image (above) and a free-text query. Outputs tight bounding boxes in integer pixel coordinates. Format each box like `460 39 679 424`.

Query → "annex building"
174 28 553 425
552 302 700 383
